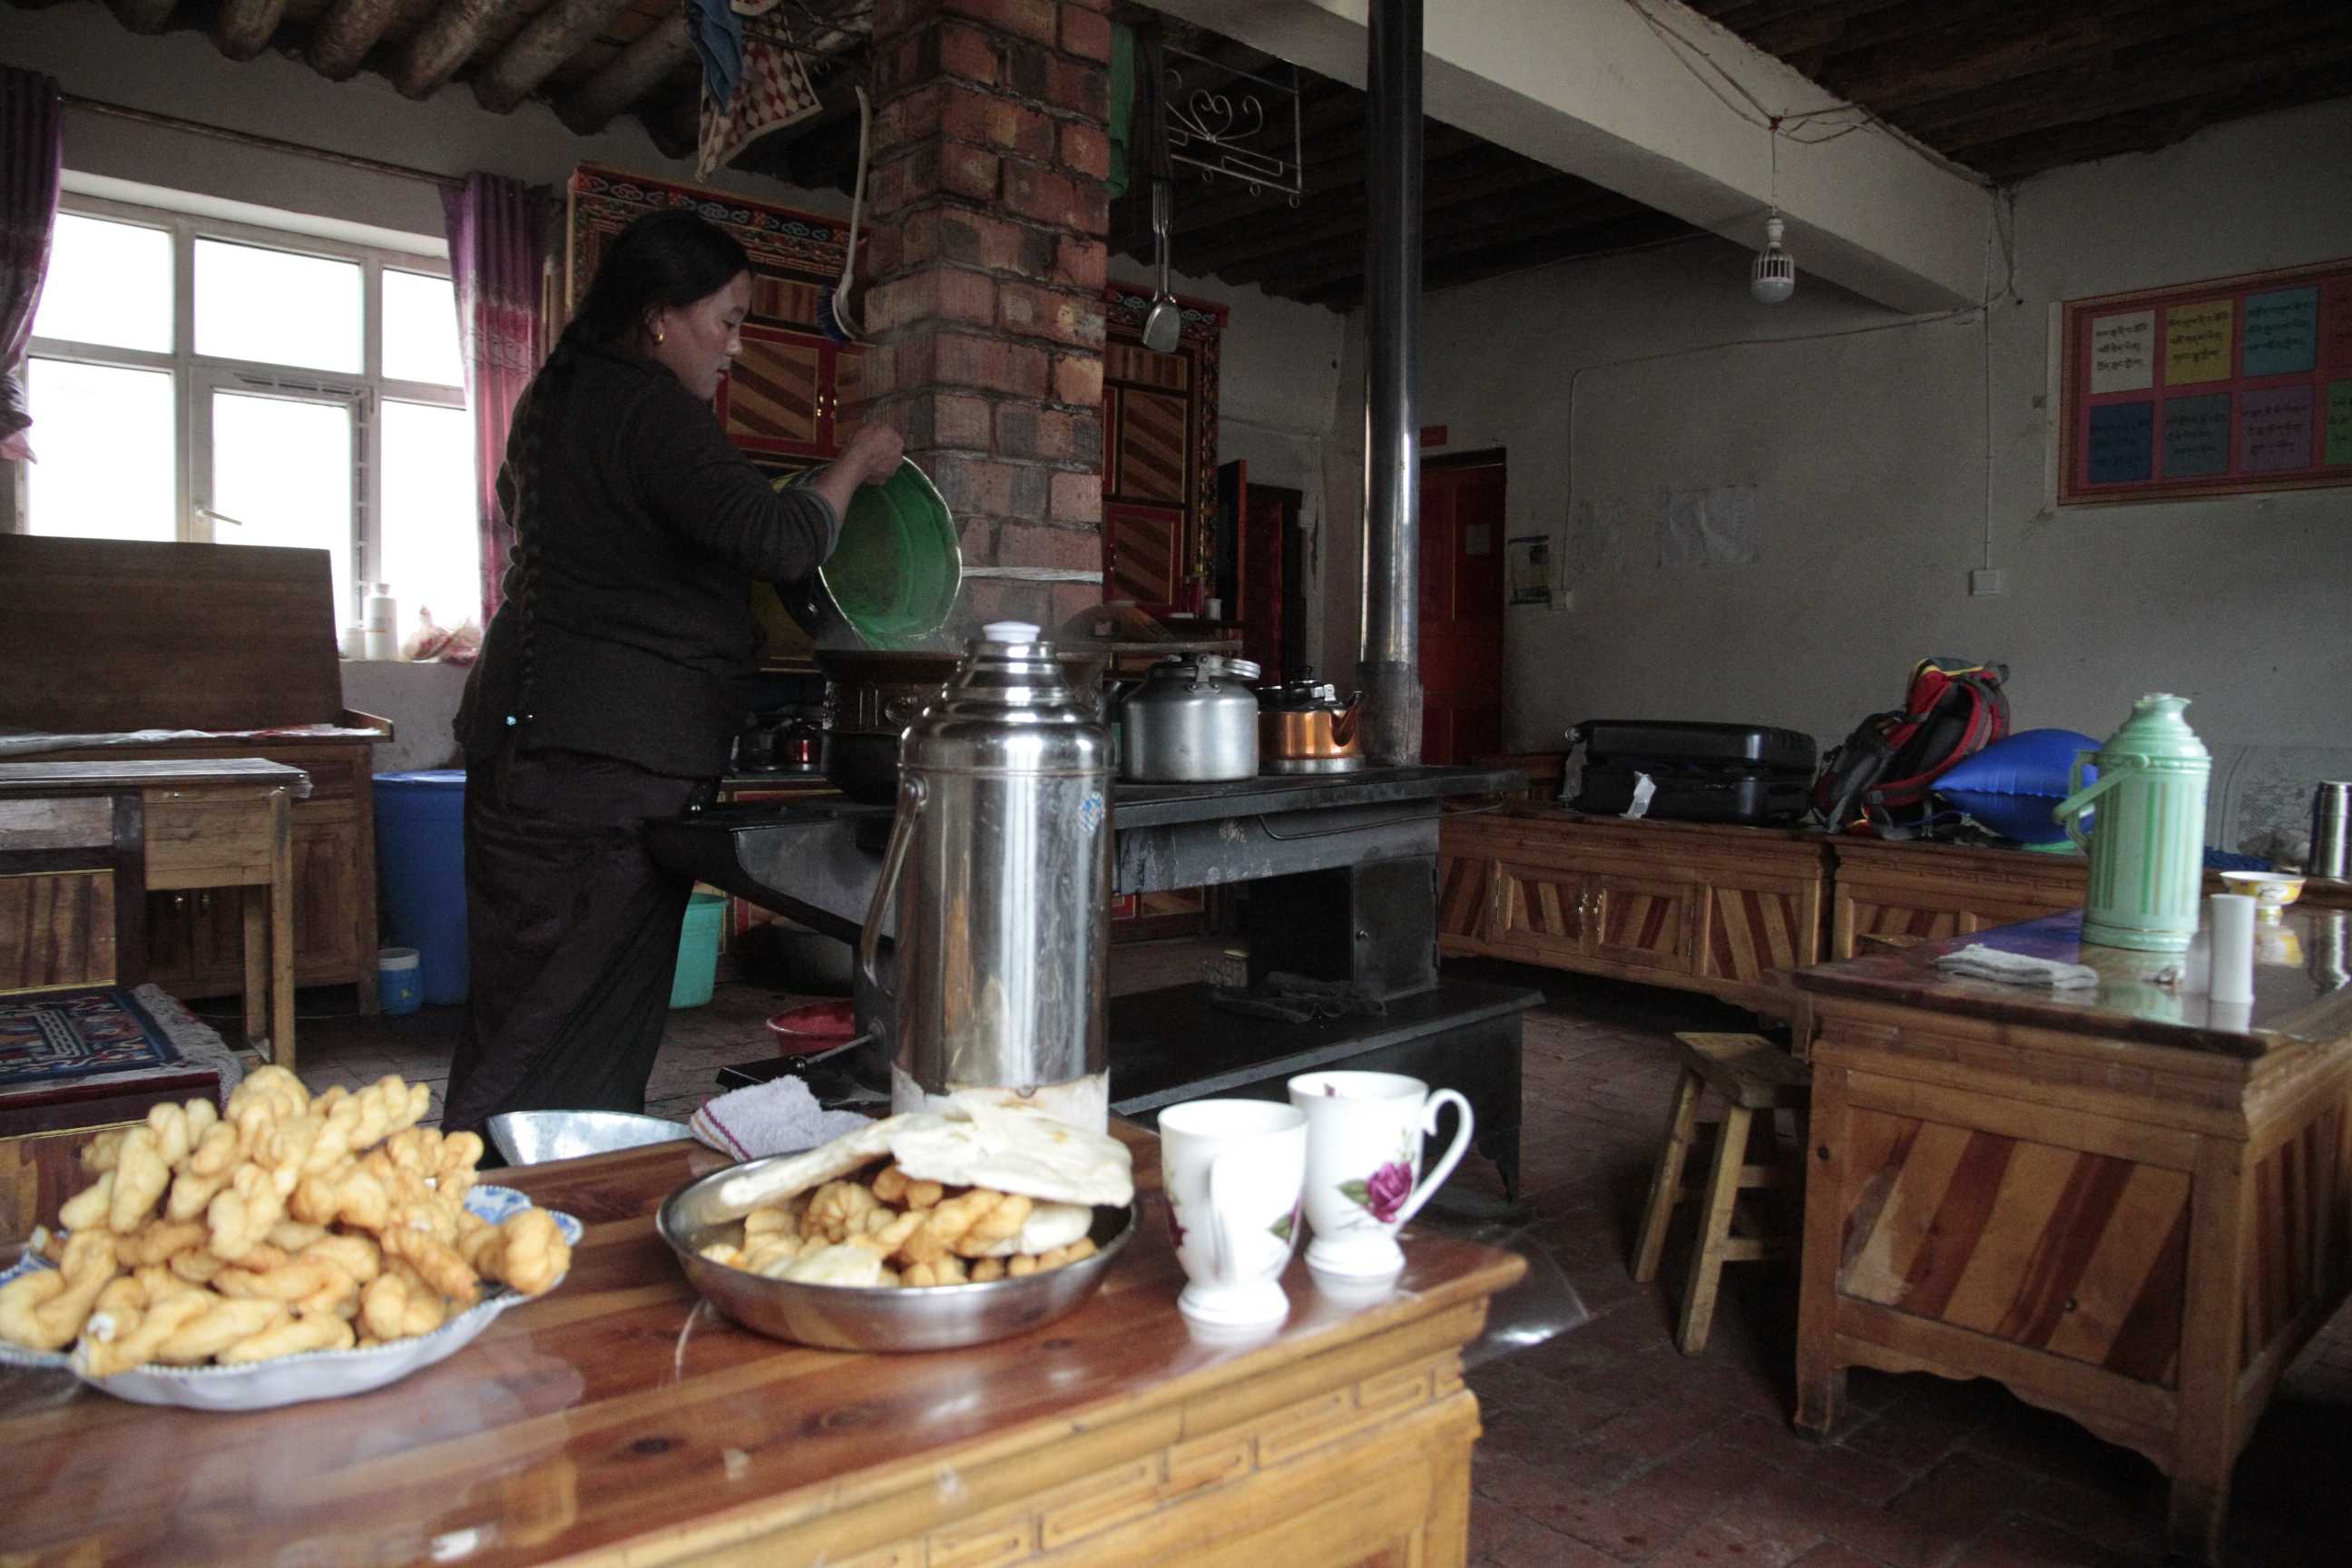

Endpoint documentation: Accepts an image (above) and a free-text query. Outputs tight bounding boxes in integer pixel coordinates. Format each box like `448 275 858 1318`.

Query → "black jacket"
457 341 837 778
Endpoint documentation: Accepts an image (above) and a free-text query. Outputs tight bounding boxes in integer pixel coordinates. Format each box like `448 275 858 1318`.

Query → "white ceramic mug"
1288 1071 1474 1279
1158 1098 1308 1328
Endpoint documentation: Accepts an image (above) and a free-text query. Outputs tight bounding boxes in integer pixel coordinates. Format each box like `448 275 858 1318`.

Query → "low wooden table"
1793 907 2352 1563
0 1126 1525 1567
0 760 309 1069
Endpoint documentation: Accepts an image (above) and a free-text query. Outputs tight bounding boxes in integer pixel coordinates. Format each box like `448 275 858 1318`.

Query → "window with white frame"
23 197 479 633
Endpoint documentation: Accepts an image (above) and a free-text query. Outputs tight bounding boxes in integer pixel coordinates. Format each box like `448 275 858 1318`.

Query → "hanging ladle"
1142 179 1181 353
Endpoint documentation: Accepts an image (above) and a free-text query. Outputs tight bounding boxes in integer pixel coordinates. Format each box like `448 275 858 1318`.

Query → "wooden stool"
1632 1031 1812 1354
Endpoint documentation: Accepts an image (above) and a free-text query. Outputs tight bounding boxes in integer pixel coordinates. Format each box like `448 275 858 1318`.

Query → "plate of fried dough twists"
0 1067 580 1410
660 1101 1137 1351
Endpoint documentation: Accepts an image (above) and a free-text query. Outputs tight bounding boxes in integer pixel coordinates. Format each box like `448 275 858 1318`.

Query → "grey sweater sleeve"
632 379 840 583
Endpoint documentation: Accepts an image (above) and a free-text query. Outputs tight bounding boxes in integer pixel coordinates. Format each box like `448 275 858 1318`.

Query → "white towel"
1933 944 2102 991
690 1074 877 1161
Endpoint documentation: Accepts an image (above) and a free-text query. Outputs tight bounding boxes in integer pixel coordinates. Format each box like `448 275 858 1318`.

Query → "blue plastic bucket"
378 947 422 1015
373 769 469 1005
671 891 727 1009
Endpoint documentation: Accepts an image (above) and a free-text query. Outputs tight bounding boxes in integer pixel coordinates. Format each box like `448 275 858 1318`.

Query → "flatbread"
888 1102 1132 1208
710 1102 1132 1220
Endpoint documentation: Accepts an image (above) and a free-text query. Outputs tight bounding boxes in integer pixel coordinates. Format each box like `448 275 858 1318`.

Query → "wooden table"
0 1128 1525 1567
0 760 309 1069
1793 906 2352 1563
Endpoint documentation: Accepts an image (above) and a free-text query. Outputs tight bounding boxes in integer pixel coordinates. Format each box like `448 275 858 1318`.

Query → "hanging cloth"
684 0 747 116
441 173 554 628
0 68 64 460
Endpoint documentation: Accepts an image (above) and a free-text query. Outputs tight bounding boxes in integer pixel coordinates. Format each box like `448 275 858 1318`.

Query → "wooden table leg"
2166 1134 2254 1564
1793 1062 1850 1436
1632 1068 1702 1284
241 887 268 1050
268 791 296 1074
1678 1102 1753 1354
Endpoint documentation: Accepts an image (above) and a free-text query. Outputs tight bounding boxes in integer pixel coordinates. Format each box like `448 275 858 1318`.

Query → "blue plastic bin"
373 769 469 1005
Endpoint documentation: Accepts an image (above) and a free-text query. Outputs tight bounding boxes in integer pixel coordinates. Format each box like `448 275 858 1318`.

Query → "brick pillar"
863 0 1112 638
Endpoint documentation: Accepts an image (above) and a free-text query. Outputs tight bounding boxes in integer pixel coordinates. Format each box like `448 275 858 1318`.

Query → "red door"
1418 459 1505 764
1239 490 1287 681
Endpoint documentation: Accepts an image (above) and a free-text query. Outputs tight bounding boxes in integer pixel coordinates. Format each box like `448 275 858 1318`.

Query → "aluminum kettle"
2051 693 2210 953
1117 653 1260 782
857 621 1112 1130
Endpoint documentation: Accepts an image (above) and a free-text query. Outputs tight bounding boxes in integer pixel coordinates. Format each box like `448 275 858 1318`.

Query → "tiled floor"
259 944 2352 1568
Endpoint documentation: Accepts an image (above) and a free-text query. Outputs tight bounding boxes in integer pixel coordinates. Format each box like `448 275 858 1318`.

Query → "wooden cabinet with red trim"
1100 286 1226 618
1440 806 1828 1017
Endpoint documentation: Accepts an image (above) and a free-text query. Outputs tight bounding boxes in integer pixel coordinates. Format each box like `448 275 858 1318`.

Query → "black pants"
443 742 710 1138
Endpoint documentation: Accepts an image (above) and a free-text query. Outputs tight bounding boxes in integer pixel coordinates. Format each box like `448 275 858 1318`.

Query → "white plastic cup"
2209 893 2257 1005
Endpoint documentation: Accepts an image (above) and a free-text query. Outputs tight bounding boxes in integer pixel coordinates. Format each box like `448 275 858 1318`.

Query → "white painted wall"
1389 97 2352 755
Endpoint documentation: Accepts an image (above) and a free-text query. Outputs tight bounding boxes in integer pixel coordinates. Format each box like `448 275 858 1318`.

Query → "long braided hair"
495 210 753 730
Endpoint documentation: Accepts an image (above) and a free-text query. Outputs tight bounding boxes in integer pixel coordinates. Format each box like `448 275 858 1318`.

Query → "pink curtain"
0 69 64 454
441 173 553 622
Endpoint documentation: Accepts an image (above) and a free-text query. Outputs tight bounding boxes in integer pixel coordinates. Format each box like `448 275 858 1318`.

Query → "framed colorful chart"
2058 257 2352 505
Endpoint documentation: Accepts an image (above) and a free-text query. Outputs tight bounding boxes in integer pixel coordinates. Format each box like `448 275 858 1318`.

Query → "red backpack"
1813 659 2010 834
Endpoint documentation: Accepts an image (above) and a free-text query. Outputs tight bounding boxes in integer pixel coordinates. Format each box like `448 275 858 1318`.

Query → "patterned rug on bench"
0 986 241 1094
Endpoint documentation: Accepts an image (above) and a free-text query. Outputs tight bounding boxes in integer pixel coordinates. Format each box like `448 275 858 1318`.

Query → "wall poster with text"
2058 257 2352 505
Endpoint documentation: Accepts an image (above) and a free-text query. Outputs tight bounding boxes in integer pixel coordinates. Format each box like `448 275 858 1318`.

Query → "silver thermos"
2311 780 2351 881
858 622 1112 1131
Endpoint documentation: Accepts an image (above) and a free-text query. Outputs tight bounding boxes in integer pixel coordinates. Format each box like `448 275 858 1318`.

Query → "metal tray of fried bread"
656 1153 1137 1352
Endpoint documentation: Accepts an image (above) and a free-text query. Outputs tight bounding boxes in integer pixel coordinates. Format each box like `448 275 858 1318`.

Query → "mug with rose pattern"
1287 1070 1474 1278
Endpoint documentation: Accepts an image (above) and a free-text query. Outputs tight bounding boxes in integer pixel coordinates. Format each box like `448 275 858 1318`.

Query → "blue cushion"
1935 729 2102 846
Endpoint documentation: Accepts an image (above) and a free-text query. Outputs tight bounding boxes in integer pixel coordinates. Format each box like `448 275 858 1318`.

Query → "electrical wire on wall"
1619 0 1997 188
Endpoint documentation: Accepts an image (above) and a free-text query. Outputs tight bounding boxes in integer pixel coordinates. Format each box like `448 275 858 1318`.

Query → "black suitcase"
1576 720 1816 775
1572 720 1817 826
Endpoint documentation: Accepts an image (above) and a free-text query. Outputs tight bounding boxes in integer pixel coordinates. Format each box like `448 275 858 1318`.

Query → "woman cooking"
446 209 903 1146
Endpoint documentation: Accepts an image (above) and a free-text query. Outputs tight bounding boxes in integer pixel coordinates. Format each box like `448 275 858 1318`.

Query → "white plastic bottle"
363 583 399 661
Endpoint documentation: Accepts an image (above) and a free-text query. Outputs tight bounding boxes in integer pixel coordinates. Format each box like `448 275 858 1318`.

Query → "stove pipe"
1357 0 1424 766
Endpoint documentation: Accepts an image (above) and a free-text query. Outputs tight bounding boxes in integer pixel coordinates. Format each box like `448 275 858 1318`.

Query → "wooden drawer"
142 794 280 888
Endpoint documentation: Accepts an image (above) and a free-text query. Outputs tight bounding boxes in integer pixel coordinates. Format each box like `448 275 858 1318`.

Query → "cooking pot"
1257 672 1365 774
1117 654 1260 782
818 647 1108 803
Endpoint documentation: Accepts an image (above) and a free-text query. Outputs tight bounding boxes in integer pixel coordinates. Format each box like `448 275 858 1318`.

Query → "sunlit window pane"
210 389 356 618
383 270 464 388
196 238 361 373
381 399 480 633
24 358 176 541
33 213 173 352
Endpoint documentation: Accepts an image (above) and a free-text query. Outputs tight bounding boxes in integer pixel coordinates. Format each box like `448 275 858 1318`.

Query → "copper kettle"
1256 672 1366 774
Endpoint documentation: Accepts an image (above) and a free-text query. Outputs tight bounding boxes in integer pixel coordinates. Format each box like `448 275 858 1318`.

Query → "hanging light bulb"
1751 211 1796 304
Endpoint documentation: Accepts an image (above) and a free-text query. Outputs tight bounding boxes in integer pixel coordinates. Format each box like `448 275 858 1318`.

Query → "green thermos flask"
2051 694 2210 952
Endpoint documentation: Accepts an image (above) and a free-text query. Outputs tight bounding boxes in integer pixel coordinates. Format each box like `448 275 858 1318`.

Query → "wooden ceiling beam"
557 13 691 133
638 99 694 162
1297 210 1694 308
475 0 639 113
1178 157 1589 277
215 0 291 60
1828 0 2283 111
394 0 507 100
1111 122 1491 250
1957 67 2352 181
1900 5 2351 147
1217 188 1647 289
308 0 437 80
104 0 179 34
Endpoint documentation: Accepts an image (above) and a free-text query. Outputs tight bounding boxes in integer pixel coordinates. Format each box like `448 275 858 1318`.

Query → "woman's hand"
800 422 907 555
841 423 904 485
